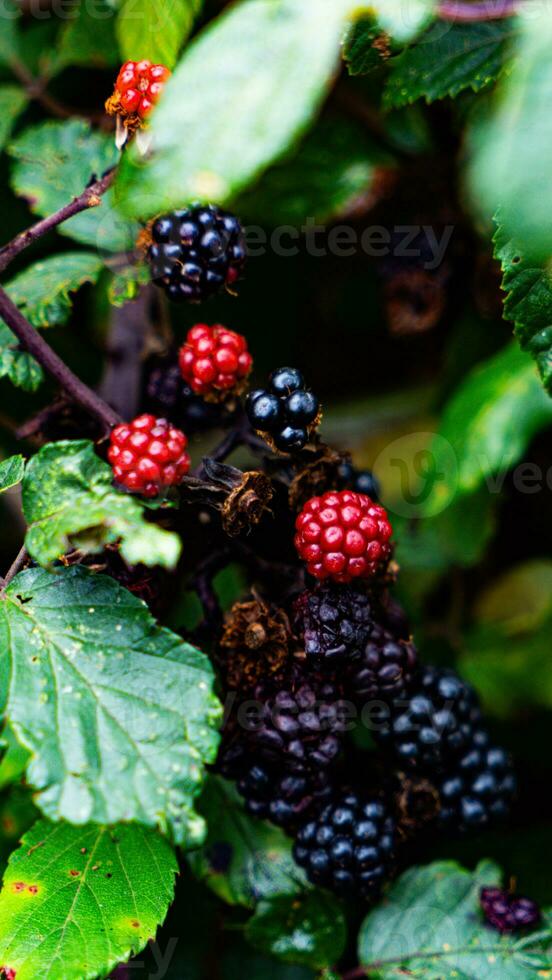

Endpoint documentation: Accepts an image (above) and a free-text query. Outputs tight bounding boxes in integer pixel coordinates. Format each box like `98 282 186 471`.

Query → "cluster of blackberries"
246 367 320 453
147 205 246 303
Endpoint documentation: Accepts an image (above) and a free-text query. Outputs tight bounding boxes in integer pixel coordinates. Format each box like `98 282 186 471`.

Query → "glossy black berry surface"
245 366 319 452
147 205 246 303
293 792 396 899
437 730 516 833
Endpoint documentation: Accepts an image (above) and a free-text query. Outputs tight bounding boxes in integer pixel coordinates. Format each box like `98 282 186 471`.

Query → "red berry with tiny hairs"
111 60 171 119
108 414 190 498
294 490 392 583
179 323 253 396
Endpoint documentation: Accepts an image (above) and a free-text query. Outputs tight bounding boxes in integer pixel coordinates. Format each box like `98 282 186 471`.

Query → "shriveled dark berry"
294 584 377 666
293 791 396 899
347 625 418 701
480 887 540 934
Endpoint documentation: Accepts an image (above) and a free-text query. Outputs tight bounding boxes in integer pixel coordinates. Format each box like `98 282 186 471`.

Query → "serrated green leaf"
53 0 120 73
22 440 181 569
494 216 552 394
0 724 31 790
0 565 221 844
245 891 347 969
116 0 203 69
0 322 44 392
420 343 552 516
0 455 25 493
384 20 515 109
115 0 357 219
358 860 552 977
0 818 177 980
9 120 138 252
468 8 552 263
188 776 308 907
0 85 28 151
4 252 104 328
235 114 393 226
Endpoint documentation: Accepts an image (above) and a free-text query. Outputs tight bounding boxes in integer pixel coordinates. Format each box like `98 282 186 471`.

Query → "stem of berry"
0 544 28 595
0 286 121 432
438 0 518 21
0 168 115 274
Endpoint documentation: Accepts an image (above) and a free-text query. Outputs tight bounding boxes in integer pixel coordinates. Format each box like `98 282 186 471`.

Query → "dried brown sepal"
222 470 274 536
393 772 440 841
220 593 291 690
136 223 154 256
202 383 249 407
372 32 391 60
288 443 351 511
254 408 323 458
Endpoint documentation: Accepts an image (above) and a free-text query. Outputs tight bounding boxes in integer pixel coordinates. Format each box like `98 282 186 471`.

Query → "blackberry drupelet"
147 205 246 303
347 625 418 701
179 323 252 397
294 583 377 666
374 666 483 773
480 887 541 934
337 460 381 501
145 361 224 431
437 730 516 833
246 367 320 453
243 666 347 772
236 756 332 831
107 414 190 497
293 791 396 899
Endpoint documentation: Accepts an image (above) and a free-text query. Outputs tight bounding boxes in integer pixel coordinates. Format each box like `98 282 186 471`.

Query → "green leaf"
0 818 177 980
0 724 31 790
0 323 44 392
108 262 150 307
468 9 552 263
246 891 346 969
461 561 552 717
235 114 393 226
4 253 104 329
420 343 552 516
494 216 552 394
116 0 357 219
116 0 203 69
343 15 391 75
22 440 181 569
358 859 552 977
9 120 137 252
0 85 28 151
384 20 515 109
0 1 20 65
188 776 308 908
0 790 38 880
394 487 496 572
53 0 120 73
0 565 221 844
0 455 25 494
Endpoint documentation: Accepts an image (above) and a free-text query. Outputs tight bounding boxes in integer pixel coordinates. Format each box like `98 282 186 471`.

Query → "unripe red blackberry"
293 791 397 899
480 887 540 934
108 414 190 498
294 490 392 583
105 61 170 139
179 323 252 398
147 205 246 303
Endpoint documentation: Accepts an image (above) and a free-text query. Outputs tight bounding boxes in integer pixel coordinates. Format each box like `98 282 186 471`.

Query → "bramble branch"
0 286 121 432
0 544 28 594
0 168 115 274
438 0 519 20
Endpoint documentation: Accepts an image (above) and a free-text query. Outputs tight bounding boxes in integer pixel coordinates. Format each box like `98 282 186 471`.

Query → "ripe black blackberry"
238 757 332 831
374 666 483 773
293 791 396 899
242 665 347 772
337 460 381 501
480 887 541 934
294 583 377 666
145 359 226 431
246 367 320 453
147 205 246 303
347 625 418 701
437 730 516 834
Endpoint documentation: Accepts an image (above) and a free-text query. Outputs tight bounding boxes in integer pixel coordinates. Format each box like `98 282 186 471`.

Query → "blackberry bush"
0 4 549 976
